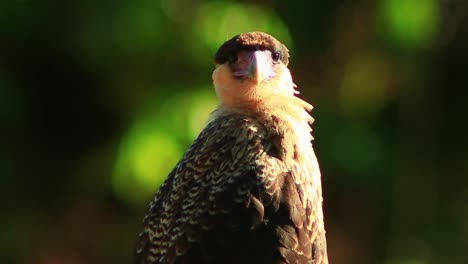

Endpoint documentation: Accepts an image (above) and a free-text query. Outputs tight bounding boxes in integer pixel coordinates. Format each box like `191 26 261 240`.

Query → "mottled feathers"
135 112 327 264
134 32 328 264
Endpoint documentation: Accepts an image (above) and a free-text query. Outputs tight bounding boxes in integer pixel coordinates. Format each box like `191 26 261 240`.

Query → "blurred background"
1 0 468 263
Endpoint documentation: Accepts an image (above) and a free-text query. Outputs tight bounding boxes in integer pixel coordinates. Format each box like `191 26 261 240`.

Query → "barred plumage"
135 32 328 264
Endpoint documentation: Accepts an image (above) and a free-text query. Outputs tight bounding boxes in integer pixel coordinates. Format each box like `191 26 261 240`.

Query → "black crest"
214 32 289 65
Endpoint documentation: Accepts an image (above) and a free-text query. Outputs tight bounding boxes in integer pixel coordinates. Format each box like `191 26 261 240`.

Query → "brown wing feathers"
135 115 267 263
135 113 326 263
135 32 328 264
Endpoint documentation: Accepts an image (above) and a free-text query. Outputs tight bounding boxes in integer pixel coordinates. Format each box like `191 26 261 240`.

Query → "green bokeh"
339 51 391 119
381 0 440 49
191 2 293 62
329 122 383 177
113 127 182 205
112 88 217 205
3 0 467 263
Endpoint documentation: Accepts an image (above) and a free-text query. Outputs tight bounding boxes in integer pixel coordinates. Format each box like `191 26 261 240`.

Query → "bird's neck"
260 95 315 163
212 63 315 161
214 94 315 162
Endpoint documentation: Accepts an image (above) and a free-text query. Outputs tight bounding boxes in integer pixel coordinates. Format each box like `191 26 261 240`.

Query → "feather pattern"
135 106 327 263
135 31 327 264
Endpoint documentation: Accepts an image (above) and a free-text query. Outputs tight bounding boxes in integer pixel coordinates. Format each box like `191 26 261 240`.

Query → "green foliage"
113 88 216 205
380 0 440 49
2 0 467 263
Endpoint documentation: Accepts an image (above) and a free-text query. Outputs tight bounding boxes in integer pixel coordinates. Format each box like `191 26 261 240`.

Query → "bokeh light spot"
194 2 293 56
158 87 217 141
160 0 198 24
186 90 218 139
330 123 383 177
339 52 391 118
113 120 183 205
381 0 439 49
113 87 217 205
114 1 164 52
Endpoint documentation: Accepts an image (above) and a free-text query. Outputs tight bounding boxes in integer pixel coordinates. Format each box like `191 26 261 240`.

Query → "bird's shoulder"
135 113 286 263
190 112 270 152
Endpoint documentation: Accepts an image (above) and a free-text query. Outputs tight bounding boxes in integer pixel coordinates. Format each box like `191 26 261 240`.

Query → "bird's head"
212 32 297 109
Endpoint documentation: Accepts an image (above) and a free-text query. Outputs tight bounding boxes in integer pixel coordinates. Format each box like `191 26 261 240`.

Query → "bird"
134 32 328 264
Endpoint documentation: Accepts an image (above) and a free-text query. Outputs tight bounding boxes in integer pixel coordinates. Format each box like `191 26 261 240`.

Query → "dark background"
1 0 467 263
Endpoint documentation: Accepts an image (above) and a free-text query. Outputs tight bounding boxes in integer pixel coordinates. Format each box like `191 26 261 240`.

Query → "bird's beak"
234 50 274 85
247 50 273 85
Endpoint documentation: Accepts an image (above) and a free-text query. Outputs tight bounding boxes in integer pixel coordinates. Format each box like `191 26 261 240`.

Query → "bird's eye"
228 54 237 63
272 51 281 63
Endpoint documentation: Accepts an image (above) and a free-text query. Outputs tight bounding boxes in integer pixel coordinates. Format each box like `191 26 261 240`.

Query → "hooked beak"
232 50 274 84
